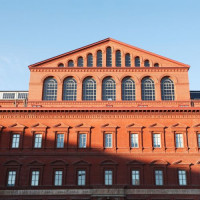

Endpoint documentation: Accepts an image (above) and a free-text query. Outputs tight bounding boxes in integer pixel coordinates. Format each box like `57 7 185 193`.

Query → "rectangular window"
105 170 113 185
198 134 200 148
105 134 112 148
34 134 42 148
7 171 16 186
12 134 20 148
56 134 64 148
31 171 40 186
176 134 184 148
77 170 86 186
178 170 187 185
54 170 63 186
155 170 163 185
153 134 161 148
131 134 139 148
132 170 140 185
79 134 87 148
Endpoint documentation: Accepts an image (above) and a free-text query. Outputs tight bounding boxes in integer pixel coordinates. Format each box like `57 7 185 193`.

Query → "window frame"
62 77 77 101
82 77 96 101
54 169 63 186
56 133 65 148
154 169 164 186
7 170 17 187
77 169 86 186
42 77 57 101
30 170 40 186
161 77 175 101
104 169 113 186
178 169 187 186
122 77 136 101
131 169 140 186
175 133 184 148
153 133 161 148
141 77 155 101
102 77 116 101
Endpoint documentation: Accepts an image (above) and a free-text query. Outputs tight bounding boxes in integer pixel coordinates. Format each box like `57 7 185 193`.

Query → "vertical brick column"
57 82 62 101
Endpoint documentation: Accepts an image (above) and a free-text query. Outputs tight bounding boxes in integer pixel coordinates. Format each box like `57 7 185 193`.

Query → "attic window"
58 63 64 67
154 63 159 67
144 60 150 67
78 57 83 67
68 60 74 67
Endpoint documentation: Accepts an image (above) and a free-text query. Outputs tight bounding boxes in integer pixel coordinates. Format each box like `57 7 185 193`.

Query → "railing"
0 91 28 100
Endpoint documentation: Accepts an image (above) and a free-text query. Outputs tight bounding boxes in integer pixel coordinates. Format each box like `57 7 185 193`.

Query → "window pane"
97 50 102 67
155 170 163 185
125 53 131 67
131 134 139 148
153 134 161 148
135 57 140 67
79 134 87 148
154 63 159 67
83 78 96 100
198 134 200 148
142 77 155 101
43 78 57 100
105 170 112 185
7 171 16 186
105 134 112 148
54 171 63 186
116 50 121 67
178 170 187 185
161 77 175 100
106 47 112 67
31 171 40 186
132 170 140 185
63 78 77 101
34 134 42 148
144 60 150 67
122 77 135 101
102 77 116 100
78 57 83 67
87 54 93 67
78 170 86 186
12 134 20 148
57 134 64 148
176 134 184 148
68 60 74 67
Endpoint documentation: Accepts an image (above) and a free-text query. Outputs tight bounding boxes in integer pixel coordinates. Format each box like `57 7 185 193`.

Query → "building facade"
0 38 200 200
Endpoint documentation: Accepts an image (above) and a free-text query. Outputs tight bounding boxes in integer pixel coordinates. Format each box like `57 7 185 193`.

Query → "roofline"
28 37 190 68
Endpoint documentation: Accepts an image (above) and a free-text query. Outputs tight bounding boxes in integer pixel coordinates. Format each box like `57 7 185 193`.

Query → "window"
58 63 64 67
131 134 139 148
68 60 74 67
56 134 64 148
78 56 83 67
153 134 161 148
155 170 163 185
63 78 77 101
54 170 63 186
105 170 112 185
43 77 57 100
105 134 112 148
135 56 140 67
34 134 42 148
154 63 159 67
79 134 87 148
77 170 86 186
144 59 150 67
102 77 116 101
161 77 175 101
116 50 121 67
198 134 200 148
132 170 140 185
178 170 187 185
7 171 16 186
87 53 93 67
176 134 184 148
82 78 96 100
106 47 112 67
142 77 155 100
125 53 131 67
122 77 135 101
12 134 20 148
31 171 40 186
97 50 102 67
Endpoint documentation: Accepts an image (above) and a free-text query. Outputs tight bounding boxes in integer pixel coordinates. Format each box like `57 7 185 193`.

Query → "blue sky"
0 0 200 90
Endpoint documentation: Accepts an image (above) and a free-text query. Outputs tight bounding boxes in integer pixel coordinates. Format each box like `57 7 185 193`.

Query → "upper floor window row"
57 47 160 68
42 76 175 101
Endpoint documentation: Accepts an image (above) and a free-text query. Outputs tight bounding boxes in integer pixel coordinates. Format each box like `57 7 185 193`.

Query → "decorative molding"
31 123 48 132
8 123 26 132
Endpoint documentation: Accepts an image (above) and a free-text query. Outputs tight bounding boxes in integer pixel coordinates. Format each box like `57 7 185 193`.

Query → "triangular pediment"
172 160 192 166
193 124 200 131
100 160 118 166
53 123 70 128
8 123 26 132
29 38 189 68
0 125 4 131
149 123 165 132
4 160 21 166
73 160 90 166
50 160 68 166
127 160 145 165
171 123 188 131
31 123 48 132
150 160 169 165
101 123 118 128
28 160 44 166
76 123 91 128
126 123 143 132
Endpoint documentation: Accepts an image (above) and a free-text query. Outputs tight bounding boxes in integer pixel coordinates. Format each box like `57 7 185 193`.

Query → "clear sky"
0 0 200 91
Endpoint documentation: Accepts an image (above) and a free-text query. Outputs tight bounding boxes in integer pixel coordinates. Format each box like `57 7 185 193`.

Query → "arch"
141 77 155 101
100 160 118 166
96 50 102 67
68 60 74 67
82 77 96 100
125 53 131 67
154 63 159 67
102 77 116 101
115 50 121 67
87 53 93 67
43 77 57 101
161 77 175 100
58 63 64 67
135 56 140 67
106 47 112 67
122 77 135 101
144 59 150 67
77 56 83 67
63 77 77 101
4 160 21 166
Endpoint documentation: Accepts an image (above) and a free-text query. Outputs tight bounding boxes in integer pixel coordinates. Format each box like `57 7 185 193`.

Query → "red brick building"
0 38 200 200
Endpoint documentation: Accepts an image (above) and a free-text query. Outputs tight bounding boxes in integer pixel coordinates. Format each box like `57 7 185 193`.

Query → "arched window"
58 63 64 67
102 77 116 100
161 77 175 100
43 77 57 100
82 78 96 100
78 57 83 67
68 60 74 67
97 50 102 67
106 47 112 67
154 63 159 67
122 77 135 100
125 53 131 67
116 50 121 67
135 56 140 67
63 77 77 101
142 77 155 100
144 60 150 67
87 54 93 67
